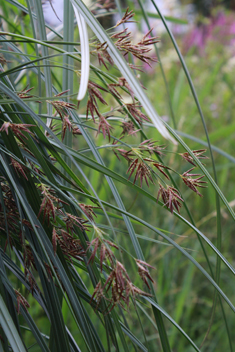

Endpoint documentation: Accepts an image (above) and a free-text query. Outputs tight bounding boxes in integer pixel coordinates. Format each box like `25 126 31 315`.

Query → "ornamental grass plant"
0 1 234 351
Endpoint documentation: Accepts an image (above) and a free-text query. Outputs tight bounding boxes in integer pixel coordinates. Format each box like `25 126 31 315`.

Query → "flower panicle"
115 8 136 28
153 162 170 180
139 28 159 47
0 122 35 142
15 290 30 315
112 26 158 67
64 212 89 234
114 140 170 187
38 185 68 224
182 168 207 197
129 158 156 187
79 203 98 222
90 281 104 308
86 80 109 121
52 227 85 260
61 116 82 141
94 42 114 69
139 139 166 156
157 183 184 214
120 121 140 137
97 113 113 141
180 149 208 166
113 148 134 162
90 258 153 312
10 157 28 181
136 259 155 289
47 98 76 120
86 236 118 271
124 102 150 124
17 86 41 103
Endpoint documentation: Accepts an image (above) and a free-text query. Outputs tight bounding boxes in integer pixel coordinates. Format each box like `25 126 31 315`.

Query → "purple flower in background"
183 10 235 53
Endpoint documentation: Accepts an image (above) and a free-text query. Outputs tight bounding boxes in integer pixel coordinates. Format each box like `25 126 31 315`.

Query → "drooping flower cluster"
113 139 169 187
47 91 81 140
182 168 207 197
157 184 183 214
112 28 159 67
112 142 208 213
0 122 35 142
90 251 154 312
15 289 30 315
38 184 68 224
92 8 158 72
180 149 208 166
52 228 85 261
10 157 28 180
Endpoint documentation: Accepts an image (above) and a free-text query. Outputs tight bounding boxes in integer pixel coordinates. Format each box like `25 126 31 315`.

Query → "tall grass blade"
0 295 27 352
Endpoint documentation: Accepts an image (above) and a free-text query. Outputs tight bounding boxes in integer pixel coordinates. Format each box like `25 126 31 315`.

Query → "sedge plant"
0 0 234 351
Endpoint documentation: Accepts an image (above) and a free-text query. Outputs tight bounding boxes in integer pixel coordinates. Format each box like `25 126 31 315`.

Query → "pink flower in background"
183 11 235 53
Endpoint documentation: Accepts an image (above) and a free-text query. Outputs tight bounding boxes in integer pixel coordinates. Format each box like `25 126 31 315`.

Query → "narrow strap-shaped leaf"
0 295 27 352
33 0 53 126
1 274 50 352
72 4 90 101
